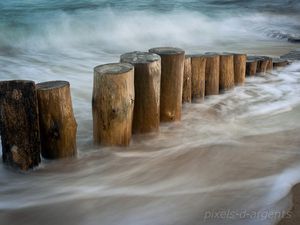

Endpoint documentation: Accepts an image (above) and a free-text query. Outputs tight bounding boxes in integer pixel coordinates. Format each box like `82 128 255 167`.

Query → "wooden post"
266 57 273 71
190 54 206 101
149 47 185 122
233 53 247 85
36 81 77 159
182 56 192 103
219 53 234 91
246 59 258 76
92 63 134 146
120 51 161 133
251 56 269 74
0 80 41 170
259 57 269 74
273 59 289 68
204 53 220 95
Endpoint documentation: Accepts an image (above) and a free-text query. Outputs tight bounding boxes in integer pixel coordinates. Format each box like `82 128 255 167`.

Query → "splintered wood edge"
149 47 184 55
94 63 133 76
37 81 69 91
120 51 160 64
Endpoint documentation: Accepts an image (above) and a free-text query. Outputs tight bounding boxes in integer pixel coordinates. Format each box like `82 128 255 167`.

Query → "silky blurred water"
0 1 300 225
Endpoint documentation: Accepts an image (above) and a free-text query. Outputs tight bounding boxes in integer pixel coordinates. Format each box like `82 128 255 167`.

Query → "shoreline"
278 184 300 225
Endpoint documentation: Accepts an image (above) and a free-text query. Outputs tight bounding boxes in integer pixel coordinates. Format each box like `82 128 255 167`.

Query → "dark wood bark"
219 53 234 91
149 47 185 122
182 56 192 103
0 80 41 170
233 53 247 85
190 54 206 101
92 63 134 146
204 53 220 95
37 81 77 159
120 51 161 133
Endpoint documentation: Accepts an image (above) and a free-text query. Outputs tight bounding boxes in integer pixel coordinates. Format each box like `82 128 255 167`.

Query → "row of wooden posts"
0 47 289 170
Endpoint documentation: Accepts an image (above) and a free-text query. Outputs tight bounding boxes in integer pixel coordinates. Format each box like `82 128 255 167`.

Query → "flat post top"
37 81 69 90
149 47 184 55
94 63 133 75
120 51 160 64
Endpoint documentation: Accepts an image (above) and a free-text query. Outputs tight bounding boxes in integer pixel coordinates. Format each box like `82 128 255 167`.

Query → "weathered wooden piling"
266 57 272 72
190 54 206 101
0 80 41 170
251 56 269 74
36 81 77 159
182 55 192 103
204 53 220 95
246 59 258 76
266 57 273 71
120 51 161 133
92 63 134 146
273 58 289 68
233 53 247 85
149 47 185 122
219 53 234 91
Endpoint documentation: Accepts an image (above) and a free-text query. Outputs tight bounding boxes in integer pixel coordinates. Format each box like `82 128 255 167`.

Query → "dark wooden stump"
149 47 185 122
37 81 77 159
0 80 41 170
182 55 192 103
120 51 161 133
92 63 134 146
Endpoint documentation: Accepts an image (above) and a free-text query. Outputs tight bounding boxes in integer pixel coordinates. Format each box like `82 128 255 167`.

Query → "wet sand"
1 126 300 225
278 184 300 225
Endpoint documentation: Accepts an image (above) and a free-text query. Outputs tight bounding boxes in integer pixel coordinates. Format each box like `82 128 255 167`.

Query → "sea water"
0 1 300 225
